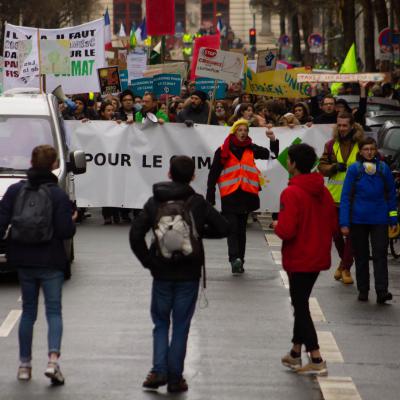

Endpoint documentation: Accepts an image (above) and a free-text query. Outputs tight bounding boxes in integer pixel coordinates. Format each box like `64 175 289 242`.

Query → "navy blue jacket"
339 159 397 227
0 169 75 270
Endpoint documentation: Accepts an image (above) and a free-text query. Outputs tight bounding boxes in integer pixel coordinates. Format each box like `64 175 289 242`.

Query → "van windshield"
0 115 55 172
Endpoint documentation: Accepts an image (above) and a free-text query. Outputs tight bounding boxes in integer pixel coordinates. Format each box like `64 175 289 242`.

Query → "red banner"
190 34 221 80
146 0 175 36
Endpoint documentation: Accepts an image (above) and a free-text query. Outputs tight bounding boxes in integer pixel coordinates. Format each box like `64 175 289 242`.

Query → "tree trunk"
373 0 389 32
291 11 301 61
300 2 313 65
362 0 376 71
280 12 286 36
341 0 356 54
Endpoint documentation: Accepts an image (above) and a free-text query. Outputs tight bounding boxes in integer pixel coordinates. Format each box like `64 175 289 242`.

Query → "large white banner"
66 122 333 211
3 19 105 94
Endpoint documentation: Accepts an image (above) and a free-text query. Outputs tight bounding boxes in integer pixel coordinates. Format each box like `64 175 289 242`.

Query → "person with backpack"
0 145 76 384
273 143 337 376
206 119 279 274
340 137 397 303
129 155 229 393
318 112 364 285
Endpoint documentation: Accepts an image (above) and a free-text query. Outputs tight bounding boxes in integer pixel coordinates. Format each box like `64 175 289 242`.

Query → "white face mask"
215 110 225 117
363 162 376 175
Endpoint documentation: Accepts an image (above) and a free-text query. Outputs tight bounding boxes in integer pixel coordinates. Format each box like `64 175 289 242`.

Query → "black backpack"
153 196 202 262
11 182 54 244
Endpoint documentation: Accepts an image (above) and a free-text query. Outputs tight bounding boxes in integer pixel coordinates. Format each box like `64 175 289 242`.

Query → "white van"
0 88 86 278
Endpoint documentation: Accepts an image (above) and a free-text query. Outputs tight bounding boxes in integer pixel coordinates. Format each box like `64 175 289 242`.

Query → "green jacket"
135 110 169 123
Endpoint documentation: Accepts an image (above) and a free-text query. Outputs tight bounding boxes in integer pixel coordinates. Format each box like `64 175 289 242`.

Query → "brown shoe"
334 265 343 280
142 372 167 389
167 378 188 393
341 269 354 285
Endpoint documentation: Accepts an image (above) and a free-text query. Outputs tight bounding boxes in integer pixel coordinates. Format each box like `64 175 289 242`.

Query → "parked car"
376 121 400 164
335 95 400 112
364 111 400 141
0 88 86 278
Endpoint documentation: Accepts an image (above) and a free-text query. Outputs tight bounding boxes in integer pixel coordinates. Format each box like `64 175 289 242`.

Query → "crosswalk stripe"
264 233 282 247
271 250 282 265
317 331 344 363
280 271 289 289
0 310 22 337
318 376 362 400
310 297 326 322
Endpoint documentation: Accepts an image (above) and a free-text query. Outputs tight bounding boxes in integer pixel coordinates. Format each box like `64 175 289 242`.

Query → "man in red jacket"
273 143 336 376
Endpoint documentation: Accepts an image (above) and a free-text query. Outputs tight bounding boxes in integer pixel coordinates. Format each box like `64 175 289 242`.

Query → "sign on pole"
119 69 129 90
297 73 385 83
97 66 121 95
153 74 181 98
40 39 71 75
308 33 323 54
131 77 154 97
127 52 147 82
195 47 244 84
195 77 227 100
257 49 278 72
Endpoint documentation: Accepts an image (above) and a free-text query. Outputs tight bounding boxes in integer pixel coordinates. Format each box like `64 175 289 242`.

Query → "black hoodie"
129 181 229 281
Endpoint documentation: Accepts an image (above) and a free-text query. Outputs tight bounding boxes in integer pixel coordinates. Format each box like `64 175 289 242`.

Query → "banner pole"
207 79 218 125
37 28 42 93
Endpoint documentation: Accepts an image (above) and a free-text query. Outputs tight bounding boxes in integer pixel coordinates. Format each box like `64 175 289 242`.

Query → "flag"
216 16 225 36
331 43 358 95
118 22 127 38
135 18 147 44
190 34 221 79
129 25 137 48
104 8 112 51
149 41 162 65
146 0 175 36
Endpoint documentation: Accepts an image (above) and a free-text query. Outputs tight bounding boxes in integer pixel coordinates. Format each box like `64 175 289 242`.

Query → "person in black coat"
130 155 228 393
0 145 75 384
206 119 279 274
176 90 218 125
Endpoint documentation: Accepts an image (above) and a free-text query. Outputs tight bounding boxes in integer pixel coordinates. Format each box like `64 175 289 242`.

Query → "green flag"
129 27 137 49
331 43 358 95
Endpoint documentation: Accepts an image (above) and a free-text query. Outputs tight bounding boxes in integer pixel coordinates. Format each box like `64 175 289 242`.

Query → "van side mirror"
68 150 86 175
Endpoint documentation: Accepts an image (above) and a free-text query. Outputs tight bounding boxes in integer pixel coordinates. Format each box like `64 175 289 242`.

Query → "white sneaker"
45 362 65 385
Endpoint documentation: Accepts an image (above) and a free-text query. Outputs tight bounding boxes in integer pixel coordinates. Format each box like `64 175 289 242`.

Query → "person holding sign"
135 93 169 124
206 119 279 275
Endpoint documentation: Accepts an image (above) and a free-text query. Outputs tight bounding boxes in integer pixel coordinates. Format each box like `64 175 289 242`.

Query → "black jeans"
288 272 319 352
350 224 389 294
223 212 248 262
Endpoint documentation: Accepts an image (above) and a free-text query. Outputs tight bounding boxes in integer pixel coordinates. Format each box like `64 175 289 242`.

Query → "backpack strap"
326 139 335 163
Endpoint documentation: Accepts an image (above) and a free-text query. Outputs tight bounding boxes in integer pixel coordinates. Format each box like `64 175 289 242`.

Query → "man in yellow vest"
318 112 364 284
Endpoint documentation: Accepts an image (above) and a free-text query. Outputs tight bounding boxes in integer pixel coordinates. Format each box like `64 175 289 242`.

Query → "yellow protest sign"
245 67 311 98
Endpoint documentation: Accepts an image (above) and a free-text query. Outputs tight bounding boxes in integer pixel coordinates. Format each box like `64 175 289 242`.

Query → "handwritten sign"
297 73 385 83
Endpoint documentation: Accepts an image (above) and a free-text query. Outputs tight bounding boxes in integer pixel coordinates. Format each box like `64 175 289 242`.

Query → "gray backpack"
11 182 54 243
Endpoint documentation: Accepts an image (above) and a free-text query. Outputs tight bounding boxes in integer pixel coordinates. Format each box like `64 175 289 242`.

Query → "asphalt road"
0 210 399 400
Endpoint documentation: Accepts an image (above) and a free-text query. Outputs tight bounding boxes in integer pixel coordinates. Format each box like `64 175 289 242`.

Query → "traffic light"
249 28 256 45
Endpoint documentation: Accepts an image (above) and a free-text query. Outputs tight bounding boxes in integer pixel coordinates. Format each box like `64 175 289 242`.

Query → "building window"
175 0 186 32
113 0 142 35
201 0 229 29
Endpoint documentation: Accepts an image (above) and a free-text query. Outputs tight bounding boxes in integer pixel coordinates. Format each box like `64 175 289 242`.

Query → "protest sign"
153 74 181 98
66 122 332 212
143 62 188 79
3 19 105 94
245 67 310 98
297 73 385 83
97 66 121 95
195 47 244 83
127 52 147 81
17 40 39 79
40 39 70 75
195 78 227 100
257 49 277 72
131 77 154 97
119 69 129 90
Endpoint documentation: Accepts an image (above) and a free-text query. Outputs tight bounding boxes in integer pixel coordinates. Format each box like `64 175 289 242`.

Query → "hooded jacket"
129 181 229 281
0 169 75 270
274 173 337 272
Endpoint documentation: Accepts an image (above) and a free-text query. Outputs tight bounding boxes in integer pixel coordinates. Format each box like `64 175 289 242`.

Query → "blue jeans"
151 279 199 383
18 268 64 362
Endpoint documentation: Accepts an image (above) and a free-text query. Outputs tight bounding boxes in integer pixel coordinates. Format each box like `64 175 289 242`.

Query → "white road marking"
309 297 326 322
264 233 282 247
18 296 21 303
280 271 289 289
0 310 22 337
271 250 282 265
318 376 362 400
317 331 344 363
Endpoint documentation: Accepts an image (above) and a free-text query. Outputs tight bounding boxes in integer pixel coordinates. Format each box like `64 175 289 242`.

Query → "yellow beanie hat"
230 118 250 134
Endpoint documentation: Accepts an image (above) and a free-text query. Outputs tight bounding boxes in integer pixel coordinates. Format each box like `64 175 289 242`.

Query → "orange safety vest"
217 147 261 197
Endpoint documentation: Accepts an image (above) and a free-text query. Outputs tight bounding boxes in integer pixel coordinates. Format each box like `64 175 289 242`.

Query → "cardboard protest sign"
195 78 227 100
131 77 154 97
143 62 188 80
245 67 311 98
97 66 121 95
127 52 147 82
195 47 244 84
297 73 385 83
257 49 277 72
153 74 181 98
40 39 70 75
3 18 105 94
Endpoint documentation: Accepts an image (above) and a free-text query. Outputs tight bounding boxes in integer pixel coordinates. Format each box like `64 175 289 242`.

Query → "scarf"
220 134 252 165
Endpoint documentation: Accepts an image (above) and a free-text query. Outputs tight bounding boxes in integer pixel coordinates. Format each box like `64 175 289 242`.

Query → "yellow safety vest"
326 141 359 203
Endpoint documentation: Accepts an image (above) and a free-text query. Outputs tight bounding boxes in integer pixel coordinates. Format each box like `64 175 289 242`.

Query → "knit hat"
191 90 208 102
230 118 250 134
